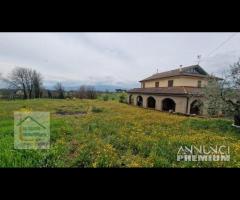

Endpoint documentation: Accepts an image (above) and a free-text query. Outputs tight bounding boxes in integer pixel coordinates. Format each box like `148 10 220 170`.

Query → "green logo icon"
14 111 50 149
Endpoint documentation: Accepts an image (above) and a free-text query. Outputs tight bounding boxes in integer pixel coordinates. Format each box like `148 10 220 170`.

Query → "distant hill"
62 85 129 92
0 80 138 92
0 80 7 89
44 82 137 92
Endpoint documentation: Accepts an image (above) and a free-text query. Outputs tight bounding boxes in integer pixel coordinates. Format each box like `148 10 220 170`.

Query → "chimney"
179 65 183 72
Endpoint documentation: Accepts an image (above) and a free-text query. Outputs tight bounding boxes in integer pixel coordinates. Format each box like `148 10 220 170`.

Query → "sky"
0 32 240 90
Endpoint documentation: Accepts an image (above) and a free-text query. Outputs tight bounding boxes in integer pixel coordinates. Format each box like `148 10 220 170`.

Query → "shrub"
119 94 127 103
103 95 109 101
91 106 103 113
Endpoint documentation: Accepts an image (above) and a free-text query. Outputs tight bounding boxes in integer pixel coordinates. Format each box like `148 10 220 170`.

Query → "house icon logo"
17 115 46 141
14 111 50 149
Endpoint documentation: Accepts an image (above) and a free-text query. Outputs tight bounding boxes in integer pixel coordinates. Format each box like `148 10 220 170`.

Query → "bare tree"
32 70 43 98
54 82 65 99
4 67 28 99
2 67 43 99
78 85 87 99
77 85 97 99
86 86 97 99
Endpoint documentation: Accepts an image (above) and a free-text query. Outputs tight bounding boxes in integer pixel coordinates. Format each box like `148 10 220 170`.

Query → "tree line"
0 67 97 100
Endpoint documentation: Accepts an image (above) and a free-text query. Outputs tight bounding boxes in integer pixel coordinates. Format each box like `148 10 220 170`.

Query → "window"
155 82 159 87
198 80 202 88
168 80 173 87
142 82 145 88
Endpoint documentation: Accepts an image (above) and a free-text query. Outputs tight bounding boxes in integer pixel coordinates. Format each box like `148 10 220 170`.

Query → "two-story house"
127 65 218 115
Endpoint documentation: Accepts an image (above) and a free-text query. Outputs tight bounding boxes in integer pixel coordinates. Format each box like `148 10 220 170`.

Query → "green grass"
0 98 240 168
98 92 127 101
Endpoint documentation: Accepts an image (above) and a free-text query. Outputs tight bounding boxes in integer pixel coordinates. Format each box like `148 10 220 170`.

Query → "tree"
77 85 97 99
47 90 52 99
2 67 43 99
85 86 97 99
203 59 240 125
203 76 225 116
119 93 127 103
78 85 87 99
54 82 65 99
32 70 43 98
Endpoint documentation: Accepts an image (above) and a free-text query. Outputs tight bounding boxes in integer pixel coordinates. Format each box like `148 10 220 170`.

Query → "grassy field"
0 98 240 168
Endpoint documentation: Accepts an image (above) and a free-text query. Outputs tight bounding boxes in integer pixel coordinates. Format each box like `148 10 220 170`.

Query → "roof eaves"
139 74 208 82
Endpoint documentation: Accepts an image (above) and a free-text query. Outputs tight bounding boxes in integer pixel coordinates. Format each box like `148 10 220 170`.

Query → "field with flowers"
0 98 240 167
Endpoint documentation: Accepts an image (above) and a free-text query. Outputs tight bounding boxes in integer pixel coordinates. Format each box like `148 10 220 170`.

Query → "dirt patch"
55 106 89 116
56 111 87 116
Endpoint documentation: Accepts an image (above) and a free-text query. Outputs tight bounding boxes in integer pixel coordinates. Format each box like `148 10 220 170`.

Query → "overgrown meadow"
1 96 240 167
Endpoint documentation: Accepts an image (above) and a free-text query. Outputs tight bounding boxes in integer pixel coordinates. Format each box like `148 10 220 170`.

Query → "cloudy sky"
0 32 239 90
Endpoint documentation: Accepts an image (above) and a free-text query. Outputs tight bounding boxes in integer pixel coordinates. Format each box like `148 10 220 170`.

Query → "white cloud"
0 32 240 89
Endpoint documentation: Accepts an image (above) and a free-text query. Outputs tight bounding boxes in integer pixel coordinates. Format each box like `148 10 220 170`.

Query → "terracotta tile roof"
127 86 203 96
140 65 210 82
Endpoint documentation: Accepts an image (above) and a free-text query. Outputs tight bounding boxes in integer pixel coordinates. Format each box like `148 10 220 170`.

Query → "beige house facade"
127 65 217 115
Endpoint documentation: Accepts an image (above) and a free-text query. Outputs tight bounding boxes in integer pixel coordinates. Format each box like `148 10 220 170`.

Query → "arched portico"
137 96 143 107
129 95 134 105
190 100 203 115
147 96 156 108
162 98 176 112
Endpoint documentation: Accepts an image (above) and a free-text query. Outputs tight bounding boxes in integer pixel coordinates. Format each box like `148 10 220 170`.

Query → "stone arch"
190 99 203 115
137 96 143 107
162 98 176 112
129 95 134 105
147 96 156 108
